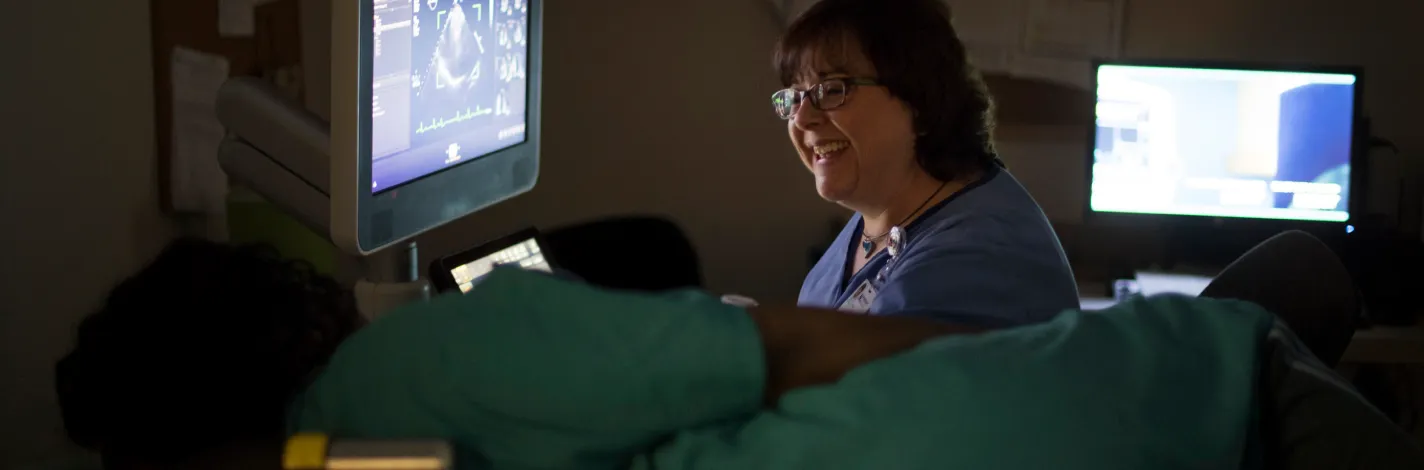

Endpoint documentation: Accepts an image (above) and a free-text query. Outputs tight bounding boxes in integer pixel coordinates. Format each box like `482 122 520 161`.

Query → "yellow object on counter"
283 433 330 470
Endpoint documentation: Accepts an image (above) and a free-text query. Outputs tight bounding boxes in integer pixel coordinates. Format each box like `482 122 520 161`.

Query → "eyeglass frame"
771 77 881 120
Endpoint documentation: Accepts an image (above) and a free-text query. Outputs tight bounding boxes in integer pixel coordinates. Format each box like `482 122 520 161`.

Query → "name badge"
839 280 879 314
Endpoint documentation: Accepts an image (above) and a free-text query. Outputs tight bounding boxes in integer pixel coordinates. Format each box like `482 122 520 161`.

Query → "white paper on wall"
218 0 280 37
169 47 232 230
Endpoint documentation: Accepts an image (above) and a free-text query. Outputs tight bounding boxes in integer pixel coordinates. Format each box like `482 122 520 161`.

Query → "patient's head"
55 238 365 465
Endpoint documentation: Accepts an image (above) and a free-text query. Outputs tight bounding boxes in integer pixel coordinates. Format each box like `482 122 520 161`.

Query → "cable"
1361 134 1408 233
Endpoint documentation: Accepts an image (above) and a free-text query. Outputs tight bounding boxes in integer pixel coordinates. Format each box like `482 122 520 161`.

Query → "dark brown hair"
774 0 998 181
55 238 365 464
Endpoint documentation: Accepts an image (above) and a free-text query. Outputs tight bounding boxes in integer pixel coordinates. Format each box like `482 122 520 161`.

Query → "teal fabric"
639 294 1275 470
296 268 1276 470
291 267 765 470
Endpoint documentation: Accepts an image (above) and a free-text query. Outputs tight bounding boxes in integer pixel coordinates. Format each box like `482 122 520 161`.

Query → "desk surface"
1345 323 1424 364
1080 297 1424 364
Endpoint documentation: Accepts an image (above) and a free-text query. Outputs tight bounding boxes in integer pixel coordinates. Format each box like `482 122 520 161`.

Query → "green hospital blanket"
291 268 766 470
642 293 1274 469
294 269 1275 469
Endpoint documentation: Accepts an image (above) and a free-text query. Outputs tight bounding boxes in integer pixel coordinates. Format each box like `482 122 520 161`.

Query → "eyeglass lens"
773 80 848 119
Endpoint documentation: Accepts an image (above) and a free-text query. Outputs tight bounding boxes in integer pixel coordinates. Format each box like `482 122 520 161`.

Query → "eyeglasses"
771 78 880 120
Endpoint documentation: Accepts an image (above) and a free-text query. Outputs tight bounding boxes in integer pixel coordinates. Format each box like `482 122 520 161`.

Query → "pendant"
887 226 904 258
861 239 874 257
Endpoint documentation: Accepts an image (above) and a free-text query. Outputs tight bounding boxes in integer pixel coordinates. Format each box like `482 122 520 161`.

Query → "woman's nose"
792 102 825 129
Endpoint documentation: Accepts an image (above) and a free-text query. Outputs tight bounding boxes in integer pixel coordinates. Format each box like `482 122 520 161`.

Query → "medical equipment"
218 77 430 317
216 0 545 319
331 0 543 256
427 227 556 293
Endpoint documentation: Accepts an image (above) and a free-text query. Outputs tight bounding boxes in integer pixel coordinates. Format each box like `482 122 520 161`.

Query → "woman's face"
786 45 918 205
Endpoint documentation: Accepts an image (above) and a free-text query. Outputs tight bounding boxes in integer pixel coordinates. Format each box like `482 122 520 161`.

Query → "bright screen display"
369 0 531 192
1090 64 1356 222
449 237 550 293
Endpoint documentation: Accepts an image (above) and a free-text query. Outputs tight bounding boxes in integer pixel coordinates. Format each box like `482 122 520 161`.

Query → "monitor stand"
353 241 432 319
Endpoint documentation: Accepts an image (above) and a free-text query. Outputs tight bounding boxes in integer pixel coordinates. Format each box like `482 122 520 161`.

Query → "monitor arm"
215 77 429 318
216 77 331 237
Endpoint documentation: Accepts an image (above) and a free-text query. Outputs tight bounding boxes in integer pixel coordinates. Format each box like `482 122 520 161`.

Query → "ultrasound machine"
219 0 547 321
216 0 550 465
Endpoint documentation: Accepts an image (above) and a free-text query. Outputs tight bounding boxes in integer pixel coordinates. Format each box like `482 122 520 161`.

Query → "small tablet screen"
430 227 559 293
446 235 551 293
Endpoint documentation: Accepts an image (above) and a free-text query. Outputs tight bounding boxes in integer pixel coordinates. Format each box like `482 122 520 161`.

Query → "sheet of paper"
219 0 256 37
219 0 277 37
1021 0 1124 60
170 47 231 214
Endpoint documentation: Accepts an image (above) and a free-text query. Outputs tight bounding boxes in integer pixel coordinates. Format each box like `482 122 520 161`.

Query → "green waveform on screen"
416 106 494 134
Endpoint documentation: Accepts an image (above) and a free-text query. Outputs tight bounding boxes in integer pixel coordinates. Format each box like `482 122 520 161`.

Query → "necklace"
860 181 948 257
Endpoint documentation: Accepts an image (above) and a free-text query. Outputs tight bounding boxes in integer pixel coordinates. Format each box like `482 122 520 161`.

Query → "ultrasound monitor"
1088 61 1360 225
331 0 542 255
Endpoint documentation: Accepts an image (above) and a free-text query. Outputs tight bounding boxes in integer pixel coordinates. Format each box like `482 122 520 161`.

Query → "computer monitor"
331 0 542 255
1087 60 1361 226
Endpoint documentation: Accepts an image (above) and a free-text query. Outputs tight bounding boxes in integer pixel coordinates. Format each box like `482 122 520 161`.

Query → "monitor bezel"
1083 58 1365 233
331 0 544 255
427 226 553 293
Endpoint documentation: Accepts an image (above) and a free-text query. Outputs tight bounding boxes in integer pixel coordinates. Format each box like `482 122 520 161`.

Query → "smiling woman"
774 0 1080 327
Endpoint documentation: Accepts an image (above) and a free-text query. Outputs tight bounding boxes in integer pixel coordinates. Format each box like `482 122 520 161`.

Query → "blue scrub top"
798 165 1079 327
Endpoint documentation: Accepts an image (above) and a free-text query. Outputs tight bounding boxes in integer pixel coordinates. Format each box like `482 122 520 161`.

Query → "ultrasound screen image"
369 0 530 193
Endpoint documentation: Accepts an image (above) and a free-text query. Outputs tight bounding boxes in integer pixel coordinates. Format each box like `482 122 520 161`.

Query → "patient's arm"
131 309 980 470
746 306 986 403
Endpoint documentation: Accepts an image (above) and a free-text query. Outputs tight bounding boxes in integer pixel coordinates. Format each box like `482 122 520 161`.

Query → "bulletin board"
150 0 304 212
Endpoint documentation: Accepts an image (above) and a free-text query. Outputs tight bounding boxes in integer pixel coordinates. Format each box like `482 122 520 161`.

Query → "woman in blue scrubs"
773 0 1078 327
